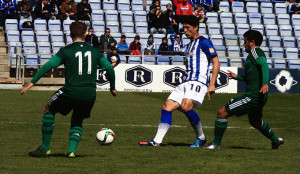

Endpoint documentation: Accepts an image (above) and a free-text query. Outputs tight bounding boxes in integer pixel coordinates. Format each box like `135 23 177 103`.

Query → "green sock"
41 112 55 151
68 126 83 154
213 117 228 146
258 120 279 143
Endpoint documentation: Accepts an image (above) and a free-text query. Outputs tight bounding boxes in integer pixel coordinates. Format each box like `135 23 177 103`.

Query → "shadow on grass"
48 153 92 158
229 146 266 150
165 143 190 147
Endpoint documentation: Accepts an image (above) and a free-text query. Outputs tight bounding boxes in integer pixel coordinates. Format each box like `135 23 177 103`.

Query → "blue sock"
153 110 172 143
185 109 205 139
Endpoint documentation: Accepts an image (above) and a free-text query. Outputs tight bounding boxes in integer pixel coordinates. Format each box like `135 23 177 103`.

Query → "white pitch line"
1 121 299 130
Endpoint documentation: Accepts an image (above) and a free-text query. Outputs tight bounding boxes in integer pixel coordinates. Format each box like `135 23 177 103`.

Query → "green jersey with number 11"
31 41 115 101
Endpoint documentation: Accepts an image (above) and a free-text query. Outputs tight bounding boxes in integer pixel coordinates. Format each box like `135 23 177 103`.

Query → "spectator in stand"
193 4 207 23
291 1 300 14
165 3 171 11
99 28 117 54
166 9 178 34
77 0 92 22
202 0 220 12
107 47 121 67
33 0 51 20
129 35 142 55
149 0 160 11
173 0 182 12
85 27 100 48
149 6 167 35
188 0 200 7
16 0 33 20
144 35 155 55
170 34 183 55
0 0 19 31
176 0 193 22
117 35 130 55
158 37 170 55
48 0 60 20
60 0 77 20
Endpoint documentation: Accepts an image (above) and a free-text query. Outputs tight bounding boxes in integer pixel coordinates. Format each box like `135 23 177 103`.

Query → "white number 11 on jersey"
76 51 92 75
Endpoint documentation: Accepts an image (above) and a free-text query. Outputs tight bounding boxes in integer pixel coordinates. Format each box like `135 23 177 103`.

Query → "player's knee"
180 105 191 112
249 121 261 129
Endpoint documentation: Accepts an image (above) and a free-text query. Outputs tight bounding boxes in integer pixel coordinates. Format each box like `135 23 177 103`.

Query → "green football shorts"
48 89 95 119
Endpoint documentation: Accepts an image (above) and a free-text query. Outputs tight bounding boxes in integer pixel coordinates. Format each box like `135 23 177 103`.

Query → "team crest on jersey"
209 48 215 53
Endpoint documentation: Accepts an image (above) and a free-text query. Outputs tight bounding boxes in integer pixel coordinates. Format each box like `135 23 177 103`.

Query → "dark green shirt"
31 41 115 100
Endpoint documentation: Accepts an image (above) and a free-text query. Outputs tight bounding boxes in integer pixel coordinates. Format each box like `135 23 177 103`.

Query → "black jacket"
85 34 100 48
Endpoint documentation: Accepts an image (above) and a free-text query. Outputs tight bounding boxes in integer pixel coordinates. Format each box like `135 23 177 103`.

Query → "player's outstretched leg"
67 126 83 158
185 109 206 148
138 109 172 146
29 111 54 157
204 117 227 149
253 120 284 149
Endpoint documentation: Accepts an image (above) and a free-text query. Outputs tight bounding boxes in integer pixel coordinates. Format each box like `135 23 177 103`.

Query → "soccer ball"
96 128 115 144
111 56 117 63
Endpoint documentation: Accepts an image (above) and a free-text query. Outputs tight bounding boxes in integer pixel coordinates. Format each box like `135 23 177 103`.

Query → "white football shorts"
167 81 207 108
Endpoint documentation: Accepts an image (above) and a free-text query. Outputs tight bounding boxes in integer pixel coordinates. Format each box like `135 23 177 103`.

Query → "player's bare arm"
226 70 237 79
207 56 220 100
21 83 34 95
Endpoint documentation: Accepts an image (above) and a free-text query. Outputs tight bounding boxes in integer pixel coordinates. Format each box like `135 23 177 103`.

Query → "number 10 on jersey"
76 51 92 75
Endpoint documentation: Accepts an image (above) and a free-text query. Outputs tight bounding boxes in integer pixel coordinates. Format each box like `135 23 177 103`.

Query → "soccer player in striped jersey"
139 16 220 147
205 30 284 149
21 22 117 158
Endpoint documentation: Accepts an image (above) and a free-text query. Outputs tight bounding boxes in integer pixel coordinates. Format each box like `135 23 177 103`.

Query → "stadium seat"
65 32 72 44
131 0 144 11
89 0 101 10
25 54 39 68
220 12 233 24
63 20 75 33
103 0 115 10
219 58 229 67
128 56 141 64
263 13 276 25
117 0 130 11
110 32 121 42
225 35 238 46
238 35 244 47
135 22 148 33
8 42 22 54
251 24 264 35
120 11 133 22
23 42 36 54
267 58 273 68
48 20 61 31
160 1 172 11
219 1 230 12
153 34 165 45
145 0 152 11
206 12 218 23
40 54 52 65
260 47 270 58
237 24 250 35
92 21 105 33
50 31 64 43
143 56 156 65
294 26 300 37
246 2 259 13
134 11 147 22
274 59 286 68
106 21 119 33
34 19 47 32
119 55 127 63
208 23 221 35
171 57 185 65
5 19 18 31
268 36 281 47
124 33 136 44
277 14 290 25
157 56 170 65
297 36 300 48
260 2 273 14
36 31 49 42
210 35 223 46
235 13 247 24
182 34 189 45
285 48 298 59
265 25 278 36
139 33 150 44
199 23 207 35
283 36 295 48
21 30 34 42
38 42 51 54
279 25 292 37
261 36 267 47
292 14 300 26
10 53 22 68
6 30 20 42
215 46 226 58
121 22 134 33
227 46 240 58
222 24 235 35
248 13 262 24
91 10 104 21
52 42 65 54
105 10 118 21
288 59 300 69
271 47 284 58
19 18 33 31
275 3 287 14
232 1 244 13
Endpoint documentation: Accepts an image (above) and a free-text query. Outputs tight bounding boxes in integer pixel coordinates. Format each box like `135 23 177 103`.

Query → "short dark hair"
111 47 117 51
70 22 87 39
134 35 140 40
182 15 199 28
243 30 263 46
162 37 167 41
148 35 153 39
121 35 126 39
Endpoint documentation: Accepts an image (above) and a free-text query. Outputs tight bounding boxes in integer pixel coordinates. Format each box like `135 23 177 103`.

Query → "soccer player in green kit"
205 30 284 149
21 22 117 158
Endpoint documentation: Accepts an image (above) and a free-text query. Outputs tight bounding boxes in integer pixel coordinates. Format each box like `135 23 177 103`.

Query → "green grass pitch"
0 90 300 173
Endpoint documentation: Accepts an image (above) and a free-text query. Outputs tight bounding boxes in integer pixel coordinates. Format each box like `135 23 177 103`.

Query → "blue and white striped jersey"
183 36 218 86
